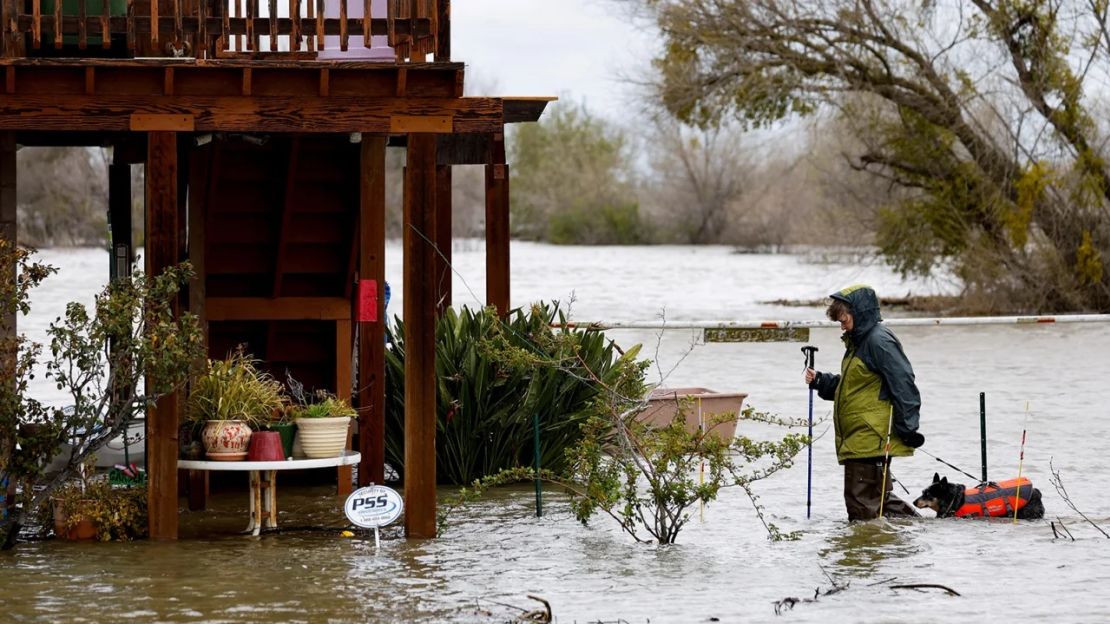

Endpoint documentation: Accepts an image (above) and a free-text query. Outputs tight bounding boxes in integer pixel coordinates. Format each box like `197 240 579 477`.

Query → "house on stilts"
0 0 551 539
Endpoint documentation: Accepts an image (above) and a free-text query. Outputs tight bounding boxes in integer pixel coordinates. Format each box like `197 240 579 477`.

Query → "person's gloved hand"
901 431 925 448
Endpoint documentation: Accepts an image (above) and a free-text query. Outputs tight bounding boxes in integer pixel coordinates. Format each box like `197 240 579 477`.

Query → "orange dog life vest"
954 477 1034 518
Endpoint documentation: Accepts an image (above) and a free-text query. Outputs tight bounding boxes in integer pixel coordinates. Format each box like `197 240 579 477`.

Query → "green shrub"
385 303 644 485
52 479 148 542
548 202 649 245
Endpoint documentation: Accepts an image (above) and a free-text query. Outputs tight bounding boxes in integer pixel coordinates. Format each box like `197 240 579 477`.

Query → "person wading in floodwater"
803 285 924 520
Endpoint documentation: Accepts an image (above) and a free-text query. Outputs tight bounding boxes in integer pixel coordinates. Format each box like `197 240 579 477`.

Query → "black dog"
914 473 1044 519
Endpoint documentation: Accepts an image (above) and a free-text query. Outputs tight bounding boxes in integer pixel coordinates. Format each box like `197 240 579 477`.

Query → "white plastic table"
179 451 361 535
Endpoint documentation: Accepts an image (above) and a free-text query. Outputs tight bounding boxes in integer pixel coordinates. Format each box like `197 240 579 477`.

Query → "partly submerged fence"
558 314 1110 343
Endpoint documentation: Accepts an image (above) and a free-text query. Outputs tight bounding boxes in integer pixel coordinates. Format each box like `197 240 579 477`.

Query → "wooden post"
145 132 180 540
358 135 386 486
434 165 452 314
336 317 353 496
435 0 450 61
108 160 132 283
403 133 437 538
485 134 509 317
0 134 10 524
186 143 211 511
1 133 15 377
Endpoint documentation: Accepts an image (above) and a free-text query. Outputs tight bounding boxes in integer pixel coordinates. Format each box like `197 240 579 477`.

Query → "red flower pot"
247 431 285 462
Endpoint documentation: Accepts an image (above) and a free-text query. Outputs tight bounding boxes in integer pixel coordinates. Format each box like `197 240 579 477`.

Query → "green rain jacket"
810 285 924 464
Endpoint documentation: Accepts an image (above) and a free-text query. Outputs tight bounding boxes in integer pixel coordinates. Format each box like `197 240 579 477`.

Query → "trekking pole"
980 392 988 484
801 346 818 519
1013 402 1029 525
878 404 895 519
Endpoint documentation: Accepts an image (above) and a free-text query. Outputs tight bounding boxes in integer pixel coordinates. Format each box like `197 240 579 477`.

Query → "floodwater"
4 243 1110 622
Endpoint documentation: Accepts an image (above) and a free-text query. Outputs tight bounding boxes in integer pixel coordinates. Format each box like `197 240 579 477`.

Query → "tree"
642 114 752 244
0 242 204 548
510 101 647 244
638 0 1110 311
17 147 110 247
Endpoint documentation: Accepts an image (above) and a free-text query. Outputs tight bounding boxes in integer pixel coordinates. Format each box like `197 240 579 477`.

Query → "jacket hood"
831 284 882 342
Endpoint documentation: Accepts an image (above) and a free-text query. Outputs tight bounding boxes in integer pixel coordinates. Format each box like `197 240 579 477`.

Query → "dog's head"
913 473 964 516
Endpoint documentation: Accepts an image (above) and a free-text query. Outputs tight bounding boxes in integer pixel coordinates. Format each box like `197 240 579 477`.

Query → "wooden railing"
0 0 444 61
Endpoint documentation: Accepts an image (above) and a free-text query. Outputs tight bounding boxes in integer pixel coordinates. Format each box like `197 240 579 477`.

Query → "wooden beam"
435 133 490 166
0 59 468 100
145 131 179 541
403 133 437 538
113 135 148 164
435 164 451 314
206 297 351 321
0 95 503 134
357 134 386 486
503 96 557 123
485 162 510 317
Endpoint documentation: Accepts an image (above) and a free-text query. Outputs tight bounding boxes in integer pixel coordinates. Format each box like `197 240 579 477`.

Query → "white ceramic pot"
201 420 253 461
293 416 351 458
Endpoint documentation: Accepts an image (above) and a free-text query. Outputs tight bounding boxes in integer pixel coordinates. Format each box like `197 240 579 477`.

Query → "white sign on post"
344 485 403 548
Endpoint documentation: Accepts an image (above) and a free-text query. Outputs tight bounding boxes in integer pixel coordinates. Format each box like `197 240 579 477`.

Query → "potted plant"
185 351 285 461
52 479 148 541
51 458 147 542
293 392 356 459
263 401 297 460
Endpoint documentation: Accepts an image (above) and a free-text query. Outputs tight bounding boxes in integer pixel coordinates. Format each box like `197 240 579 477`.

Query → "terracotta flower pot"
294 416 351 458
53 500 97 541
201 420 253 461
247 431 285 462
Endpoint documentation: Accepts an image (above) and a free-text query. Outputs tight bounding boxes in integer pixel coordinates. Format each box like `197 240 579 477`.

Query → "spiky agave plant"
384 302 642 485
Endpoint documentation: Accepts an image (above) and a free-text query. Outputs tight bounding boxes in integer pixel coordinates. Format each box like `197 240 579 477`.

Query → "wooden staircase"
192 134 360 396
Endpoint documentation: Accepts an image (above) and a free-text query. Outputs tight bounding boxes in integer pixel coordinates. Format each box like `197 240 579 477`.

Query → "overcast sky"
452 1 658 119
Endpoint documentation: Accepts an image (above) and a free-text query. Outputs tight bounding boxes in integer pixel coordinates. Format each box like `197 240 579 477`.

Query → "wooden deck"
0 0 555 542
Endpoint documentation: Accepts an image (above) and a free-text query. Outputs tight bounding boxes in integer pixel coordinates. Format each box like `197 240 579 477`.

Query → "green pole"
533 410 543 517
979 392 988 484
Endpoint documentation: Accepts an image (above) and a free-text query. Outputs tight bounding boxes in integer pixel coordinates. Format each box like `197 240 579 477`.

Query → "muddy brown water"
4 246 1110 622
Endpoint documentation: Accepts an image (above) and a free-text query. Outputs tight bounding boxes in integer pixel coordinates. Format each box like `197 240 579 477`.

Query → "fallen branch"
773 566 848 615
773 597 802 616
1056 517 1076 541
890 583 961 596
1050 458 1110 538
516 595 552 623
1047 517 1074 537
